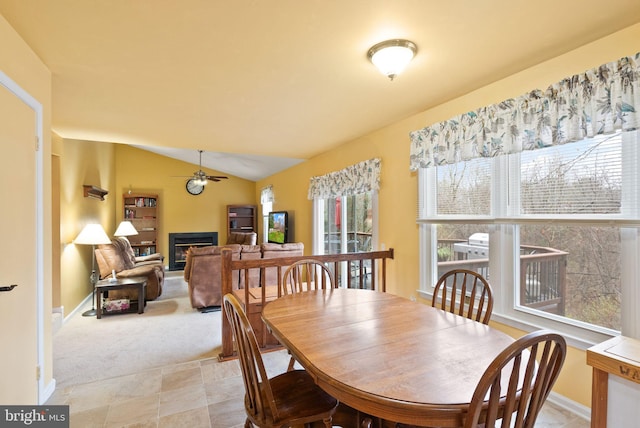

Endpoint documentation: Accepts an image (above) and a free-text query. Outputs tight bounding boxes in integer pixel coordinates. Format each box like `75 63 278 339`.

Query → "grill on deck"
453 233 489 259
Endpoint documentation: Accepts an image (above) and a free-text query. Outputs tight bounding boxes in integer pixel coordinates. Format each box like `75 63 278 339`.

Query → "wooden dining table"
261 288 516 427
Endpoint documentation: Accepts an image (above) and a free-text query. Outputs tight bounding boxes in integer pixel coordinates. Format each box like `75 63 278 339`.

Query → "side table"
95 277 147 319
587 335 640 427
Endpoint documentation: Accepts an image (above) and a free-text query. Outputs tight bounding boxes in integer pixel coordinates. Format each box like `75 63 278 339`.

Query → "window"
418 130 640 344
308 158 381 287
261 186 274 243
313 192 377 287
316 193 375 255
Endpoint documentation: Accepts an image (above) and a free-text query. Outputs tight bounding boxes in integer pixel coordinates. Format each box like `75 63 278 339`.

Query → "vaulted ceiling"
1 1 639 180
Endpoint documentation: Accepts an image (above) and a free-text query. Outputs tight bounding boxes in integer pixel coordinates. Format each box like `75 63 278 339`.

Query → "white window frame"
312 192 379 255
261 201 272 244
417 131 640 349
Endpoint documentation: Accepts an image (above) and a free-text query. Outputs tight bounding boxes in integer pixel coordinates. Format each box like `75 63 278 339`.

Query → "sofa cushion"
240 244 261 255
112 237 136 269
183 244 241 308
239 245 262 288
184 244 241 281
227 232 257 245
261 242 304 286
190 244 241 256
260 242 304 253
95 244 127 279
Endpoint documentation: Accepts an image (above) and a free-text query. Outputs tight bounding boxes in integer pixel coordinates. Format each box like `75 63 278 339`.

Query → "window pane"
436 224 490 281
520 134 621 215
324 197 341 254
345 193 373 252
436 157 492 216
519 224 621 330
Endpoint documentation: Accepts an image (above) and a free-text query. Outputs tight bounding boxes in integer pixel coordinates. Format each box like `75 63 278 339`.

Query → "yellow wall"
57 142 258 313
59 139 116 313
114 144 257 259
256 23 640 408
0 13 53 397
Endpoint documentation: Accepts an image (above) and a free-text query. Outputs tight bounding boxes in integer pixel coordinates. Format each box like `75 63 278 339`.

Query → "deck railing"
437 240 568 315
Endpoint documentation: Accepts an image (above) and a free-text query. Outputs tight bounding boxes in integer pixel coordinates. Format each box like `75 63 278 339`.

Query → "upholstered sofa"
94 237 165 300
184 242 303 310
225 231 257 245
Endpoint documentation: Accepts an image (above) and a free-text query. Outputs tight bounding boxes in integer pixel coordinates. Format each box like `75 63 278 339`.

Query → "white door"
0 81 38 403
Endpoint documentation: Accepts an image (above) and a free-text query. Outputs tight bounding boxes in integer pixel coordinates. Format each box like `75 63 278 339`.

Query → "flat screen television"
268 211 288 244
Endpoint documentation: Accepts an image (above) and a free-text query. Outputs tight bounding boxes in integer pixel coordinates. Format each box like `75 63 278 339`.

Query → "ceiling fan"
174 150 228 195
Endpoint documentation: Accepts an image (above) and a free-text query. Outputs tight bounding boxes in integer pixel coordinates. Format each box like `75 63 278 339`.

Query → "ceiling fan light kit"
177 149 228 195
367 39 417 81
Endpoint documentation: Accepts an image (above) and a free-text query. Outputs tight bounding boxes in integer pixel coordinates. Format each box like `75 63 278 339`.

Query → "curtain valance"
409 52 640 170
308 158 381 200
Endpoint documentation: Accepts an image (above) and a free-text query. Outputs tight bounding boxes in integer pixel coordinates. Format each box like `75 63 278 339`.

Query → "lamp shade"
74 223 111 245
367 39 417 80
114 221 138 237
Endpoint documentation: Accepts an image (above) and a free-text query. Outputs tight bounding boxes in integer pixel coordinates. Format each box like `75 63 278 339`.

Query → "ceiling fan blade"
170 151 229 182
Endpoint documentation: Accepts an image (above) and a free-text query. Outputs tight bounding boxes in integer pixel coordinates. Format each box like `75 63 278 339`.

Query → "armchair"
94 237 165 300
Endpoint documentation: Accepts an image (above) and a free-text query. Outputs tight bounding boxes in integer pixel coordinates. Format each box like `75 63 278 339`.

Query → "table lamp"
75 223 112 317
114 220 138 238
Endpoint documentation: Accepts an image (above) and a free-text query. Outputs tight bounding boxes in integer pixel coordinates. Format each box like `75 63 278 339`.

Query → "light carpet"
53 275 222 389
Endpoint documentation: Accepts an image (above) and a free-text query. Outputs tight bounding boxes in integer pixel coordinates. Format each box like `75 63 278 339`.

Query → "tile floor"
46 348 589 428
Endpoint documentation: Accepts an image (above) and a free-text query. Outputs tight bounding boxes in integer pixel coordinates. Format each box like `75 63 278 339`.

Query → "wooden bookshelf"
123 193 158 256
227 204 257 238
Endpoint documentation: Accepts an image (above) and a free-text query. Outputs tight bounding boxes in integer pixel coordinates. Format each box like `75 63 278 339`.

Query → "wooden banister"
219 248 394 360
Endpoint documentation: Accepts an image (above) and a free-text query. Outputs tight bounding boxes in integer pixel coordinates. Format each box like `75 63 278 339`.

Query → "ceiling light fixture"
367 39 417 81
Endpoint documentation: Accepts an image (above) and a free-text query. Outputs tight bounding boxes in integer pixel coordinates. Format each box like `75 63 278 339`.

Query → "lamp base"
82 308 97 317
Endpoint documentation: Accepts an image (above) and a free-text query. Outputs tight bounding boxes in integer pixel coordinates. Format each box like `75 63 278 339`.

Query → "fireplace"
168 232 218 271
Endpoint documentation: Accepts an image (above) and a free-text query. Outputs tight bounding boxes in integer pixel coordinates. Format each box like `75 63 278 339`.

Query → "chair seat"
259 370 338 426
223 293 338 428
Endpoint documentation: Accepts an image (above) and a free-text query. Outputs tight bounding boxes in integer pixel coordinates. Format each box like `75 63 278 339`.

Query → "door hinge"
35 136 40 151
36 365 41 381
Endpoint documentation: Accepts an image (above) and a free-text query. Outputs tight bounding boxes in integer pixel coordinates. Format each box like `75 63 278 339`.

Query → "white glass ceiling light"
367 39 417 81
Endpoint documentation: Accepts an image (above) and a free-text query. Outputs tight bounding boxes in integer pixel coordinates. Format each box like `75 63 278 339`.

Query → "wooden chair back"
432 269 494 324
223 293 277 425
223 293 338 427
463 330 567 428
282 259 335 294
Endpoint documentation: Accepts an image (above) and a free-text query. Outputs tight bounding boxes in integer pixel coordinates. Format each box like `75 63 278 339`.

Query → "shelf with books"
123 193 159 254
227 204 257 238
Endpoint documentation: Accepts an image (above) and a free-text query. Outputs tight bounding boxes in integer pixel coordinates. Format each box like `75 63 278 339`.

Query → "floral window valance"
308 158 381 200
409 52 640 170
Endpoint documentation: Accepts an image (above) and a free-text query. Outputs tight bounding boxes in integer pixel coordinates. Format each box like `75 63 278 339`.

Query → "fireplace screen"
168 232 218 270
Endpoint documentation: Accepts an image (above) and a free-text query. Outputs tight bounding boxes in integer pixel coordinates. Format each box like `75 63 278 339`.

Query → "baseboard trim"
547 391 591 422
40 379 56 405
64 293 93 323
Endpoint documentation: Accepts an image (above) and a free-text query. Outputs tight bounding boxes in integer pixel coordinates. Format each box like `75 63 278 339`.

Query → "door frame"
0 70 45 403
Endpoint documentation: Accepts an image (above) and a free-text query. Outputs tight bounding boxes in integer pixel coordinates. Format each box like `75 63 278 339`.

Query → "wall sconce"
367 39 417 81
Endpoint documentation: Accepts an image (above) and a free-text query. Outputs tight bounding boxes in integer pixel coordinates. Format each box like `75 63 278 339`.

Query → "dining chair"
463 330 567 428
282 259 335 295
432 269 494 324
281 259 335 371
223 293 339 428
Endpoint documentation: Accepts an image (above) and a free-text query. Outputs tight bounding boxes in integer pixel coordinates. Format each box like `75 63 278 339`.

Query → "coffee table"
95 277 147 319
